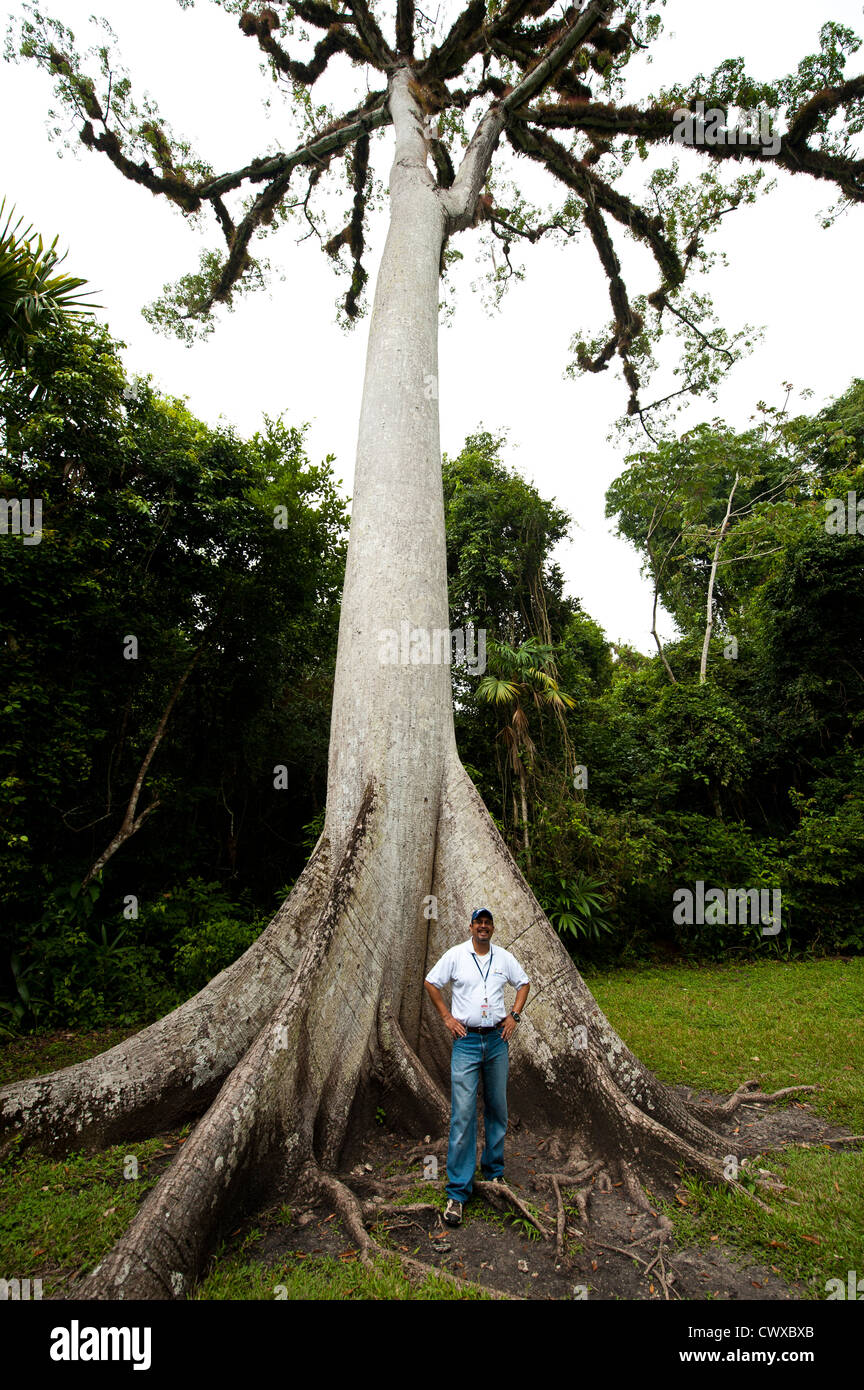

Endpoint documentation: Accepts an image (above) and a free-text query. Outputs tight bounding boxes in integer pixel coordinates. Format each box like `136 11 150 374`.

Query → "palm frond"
476 675 519 705
0 197 97 375
510 706 530 737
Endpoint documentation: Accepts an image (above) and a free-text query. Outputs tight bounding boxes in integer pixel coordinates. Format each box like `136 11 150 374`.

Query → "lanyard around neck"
471 947 493 985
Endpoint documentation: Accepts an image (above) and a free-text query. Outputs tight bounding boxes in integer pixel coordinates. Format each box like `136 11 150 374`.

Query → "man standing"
424 908 530 1227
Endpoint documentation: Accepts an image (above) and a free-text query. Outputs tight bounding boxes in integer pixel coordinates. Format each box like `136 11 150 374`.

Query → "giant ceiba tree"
3 0 862 1299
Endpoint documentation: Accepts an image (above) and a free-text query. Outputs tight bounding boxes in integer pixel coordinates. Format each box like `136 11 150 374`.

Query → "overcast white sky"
2 0 862 650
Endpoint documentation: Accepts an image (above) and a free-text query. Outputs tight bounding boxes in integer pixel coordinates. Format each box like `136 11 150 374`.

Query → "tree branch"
198 93 389 201
194 99 390 317
443 0 615 231
81 643 204 889
346 0 395 69
395 0 415 57
504 119 684 288
517 80 864 204
239 8 366 83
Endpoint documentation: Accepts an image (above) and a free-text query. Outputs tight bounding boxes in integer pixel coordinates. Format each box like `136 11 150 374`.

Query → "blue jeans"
446 1029 509 1203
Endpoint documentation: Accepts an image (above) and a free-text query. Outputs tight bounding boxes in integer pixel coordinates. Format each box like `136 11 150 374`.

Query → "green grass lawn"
584 957 863 1128
195 1248 489 1300
586 957 864 1296
0 1027 137 1090
0 1128 180 1296
1 957 861 1299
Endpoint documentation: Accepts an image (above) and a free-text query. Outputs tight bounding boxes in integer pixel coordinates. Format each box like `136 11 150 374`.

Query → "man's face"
471 914 494 948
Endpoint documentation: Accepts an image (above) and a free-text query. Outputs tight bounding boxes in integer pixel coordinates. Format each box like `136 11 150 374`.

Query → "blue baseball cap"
471 907 494 923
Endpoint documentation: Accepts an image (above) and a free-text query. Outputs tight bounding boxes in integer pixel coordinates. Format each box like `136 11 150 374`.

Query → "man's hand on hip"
424 981 467 1039
499 1014 517 1041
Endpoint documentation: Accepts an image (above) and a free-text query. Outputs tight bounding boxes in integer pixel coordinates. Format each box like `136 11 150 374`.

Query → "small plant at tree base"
511 1215 543 1242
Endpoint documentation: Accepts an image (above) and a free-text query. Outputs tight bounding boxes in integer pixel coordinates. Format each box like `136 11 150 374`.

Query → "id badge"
480 1000 491 1023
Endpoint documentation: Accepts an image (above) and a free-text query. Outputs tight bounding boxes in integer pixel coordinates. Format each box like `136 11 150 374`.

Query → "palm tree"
476 635 575 867
0 197 94 377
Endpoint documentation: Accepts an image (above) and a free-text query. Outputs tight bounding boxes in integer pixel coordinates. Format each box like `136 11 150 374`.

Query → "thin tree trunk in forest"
650 571 677 684
80 644 204 889
647 536 679 686
517 758 532 867
700 474 739 685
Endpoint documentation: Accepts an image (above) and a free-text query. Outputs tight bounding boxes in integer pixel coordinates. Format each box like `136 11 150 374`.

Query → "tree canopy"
7 2 863 430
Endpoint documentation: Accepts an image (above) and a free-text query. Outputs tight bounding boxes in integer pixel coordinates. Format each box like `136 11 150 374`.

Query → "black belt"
464 1024 504 1033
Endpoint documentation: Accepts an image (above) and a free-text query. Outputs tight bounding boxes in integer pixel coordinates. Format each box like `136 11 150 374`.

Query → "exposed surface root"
601 1225 679 1300
574 1187 590 1227
551 1176 565 1262
337 1172 425 1190
360 1200 441 1220
648 1241 676 1300
541 1160 604 1187
403 1138 446 1162
595 1240 653 1264
810 1134 864 1148
547 1157 676 1276
689 1079 818 1118
617 1157 672 1233
473 1179 552 1239
552 1169 603 1230
731 1179 774 1214
315 1169 510 1297
590 1200 678 1299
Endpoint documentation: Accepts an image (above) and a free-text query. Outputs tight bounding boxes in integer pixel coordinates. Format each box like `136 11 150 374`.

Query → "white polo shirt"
425 939 529 1028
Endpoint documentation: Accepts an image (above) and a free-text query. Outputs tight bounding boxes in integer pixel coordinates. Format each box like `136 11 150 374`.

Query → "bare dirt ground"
219 1087 855 1302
